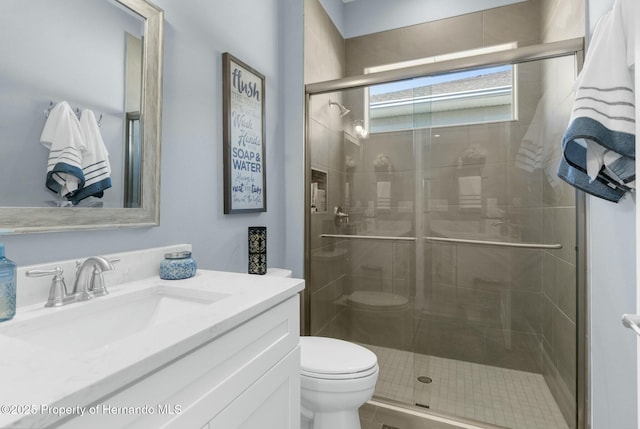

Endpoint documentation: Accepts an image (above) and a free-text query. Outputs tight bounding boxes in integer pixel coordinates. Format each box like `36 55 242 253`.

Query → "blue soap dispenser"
0 243 16 322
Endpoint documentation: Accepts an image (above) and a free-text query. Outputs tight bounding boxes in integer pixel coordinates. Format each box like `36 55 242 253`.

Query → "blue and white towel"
69 109 112 205
40 101 86 198
557 0 636 202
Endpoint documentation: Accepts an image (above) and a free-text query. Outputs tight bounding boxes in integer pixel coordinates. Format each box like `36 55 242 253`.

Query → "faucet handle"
89 258 119 297
26 267 72 307
89 268 108 297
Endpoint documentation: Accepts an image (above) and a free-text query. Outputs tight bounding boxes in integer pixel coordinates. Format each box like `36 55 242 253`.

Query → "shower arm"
328 100 350 117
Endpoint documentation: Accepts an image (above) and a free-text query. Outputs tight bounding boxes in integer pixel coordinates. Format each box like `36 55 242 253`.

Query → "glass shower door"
415 54 578 429
306 51 579 429
307 86 419 405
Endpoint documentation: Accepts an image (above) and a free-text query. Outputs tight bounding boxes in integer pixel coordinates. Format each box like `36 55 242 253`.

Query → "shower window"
365 43 518 133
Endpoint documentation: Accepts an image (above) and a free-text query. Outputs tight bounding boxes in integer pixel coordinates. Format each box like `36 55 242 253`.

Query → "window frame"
363 43 519 134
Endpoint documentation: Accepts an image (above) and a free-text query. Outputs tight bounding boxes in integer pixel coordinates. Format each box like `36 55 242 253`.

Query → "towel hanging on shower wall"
376 181 391 210
458 176 482 209
557 0 636 202
516 91 573 189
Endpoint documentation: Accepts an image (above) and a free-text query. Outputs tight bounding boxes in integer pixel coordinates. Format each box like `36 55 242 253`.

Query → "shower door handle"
621 314 640 336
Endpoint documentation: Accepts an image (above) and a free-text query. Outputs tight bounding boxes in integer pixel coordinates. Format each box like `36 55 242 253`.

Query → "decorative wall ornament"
248 226 267 275
222 53 267 214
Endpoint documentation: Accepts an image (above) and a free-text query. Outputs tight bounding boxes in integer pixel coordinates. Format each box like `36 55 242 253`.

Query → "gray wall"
1 0 305 281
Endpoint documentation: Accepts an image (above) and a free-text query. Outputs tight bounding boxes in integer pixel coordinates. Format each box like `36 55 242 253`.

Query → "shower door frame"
303 37 587 429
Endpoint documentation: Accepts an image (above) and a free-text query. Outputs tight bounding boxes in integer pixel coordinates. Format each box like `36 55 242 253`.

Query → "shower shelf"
320 234 562 250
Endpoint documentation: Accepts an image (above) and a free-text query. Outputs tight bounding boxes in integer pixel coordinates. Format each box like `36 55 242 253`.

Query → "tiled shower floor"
364 344 569 429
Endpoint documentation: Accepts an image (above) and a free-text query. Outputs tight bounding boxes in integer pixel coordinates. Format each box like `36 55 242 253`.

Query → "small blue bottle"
0 243 16 322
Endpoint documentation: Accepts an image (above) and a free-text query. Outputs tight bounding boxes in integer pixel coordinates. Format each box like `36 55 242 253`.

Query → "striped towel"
516 95 545 173
40 101 86 198
516 91 572 189
69 109 112 205
557 0 636 202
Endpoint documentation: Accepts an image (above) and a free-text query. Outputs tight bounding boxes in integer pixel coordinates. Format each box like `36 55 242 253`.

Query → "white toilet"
347 291 411 349
264 269 379 429
300 336 379 429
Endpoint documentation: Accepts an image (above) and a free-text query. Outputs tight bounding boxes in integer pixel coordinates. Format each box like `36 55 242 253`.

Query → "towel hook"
43 101 102 127
43 101 55 118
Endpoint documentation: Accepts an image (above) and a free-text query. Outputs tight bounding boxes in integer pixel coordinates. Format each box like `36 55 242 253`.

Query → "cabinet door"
208 346 300 429
58 296 299 429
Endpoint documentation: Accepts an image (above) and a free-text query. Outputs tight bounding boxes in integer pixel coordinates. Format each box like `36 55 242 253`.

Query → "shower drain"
417 376 433 384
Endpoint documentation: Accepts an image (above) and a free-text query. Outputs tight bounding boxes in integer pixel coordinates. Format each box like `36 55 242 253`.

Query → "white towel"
581 0 635 188
458 176 481 209
40 101 86 198
516 89 573 189
557 0 636 201
515 96 544 173
377 181 391 210
71 109 112 205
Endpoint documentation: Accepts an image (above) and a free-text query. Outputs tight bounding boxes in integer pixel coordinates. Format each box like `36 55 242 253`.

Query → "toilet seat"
300 337 378 380
347 291 409 311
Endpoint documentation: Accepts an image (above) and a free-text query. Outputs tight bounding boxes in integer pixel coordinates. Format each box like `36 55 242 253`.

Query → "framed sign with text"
222 52 266 214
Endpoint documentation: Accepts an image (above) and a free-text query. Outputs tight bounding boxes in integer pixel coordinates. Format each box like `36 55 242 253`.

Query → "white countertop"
0 269 304 428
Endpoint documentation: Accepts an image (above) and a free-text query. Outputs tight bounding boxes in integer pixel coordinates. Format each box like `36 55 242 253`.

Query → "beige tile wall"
343 0 581 397
345 1 543 77
305 0 349 338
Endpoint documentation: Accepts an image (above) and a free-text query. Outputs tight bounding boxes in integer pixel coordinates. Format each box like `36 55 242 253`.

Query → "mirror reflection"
0 0 162 233
0 0 144 208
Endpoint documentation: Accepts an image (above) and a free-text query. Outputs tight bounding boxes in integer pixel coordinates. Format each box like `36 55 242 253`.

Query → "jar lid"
164 251 192 259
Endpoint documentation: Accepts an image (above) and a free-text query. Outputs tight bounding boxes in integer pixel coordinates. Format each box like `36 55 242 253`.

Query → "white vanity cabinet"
59 295 300 429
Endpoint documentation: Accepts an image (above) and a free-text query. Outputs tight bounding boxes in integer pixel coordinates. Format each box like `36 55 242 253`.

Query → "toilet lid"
347 291 409 310
300 337 378 379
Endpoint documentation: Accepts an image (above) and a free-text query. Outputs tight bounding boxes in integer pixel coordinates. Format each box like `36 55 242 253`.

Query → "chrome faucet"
26 266 74 307
334 206 349 227
72 256 115 302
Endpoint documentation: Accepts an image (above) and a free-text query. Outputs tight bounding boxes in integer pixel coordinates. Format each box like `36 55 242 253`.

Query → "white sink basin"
0 285 229 353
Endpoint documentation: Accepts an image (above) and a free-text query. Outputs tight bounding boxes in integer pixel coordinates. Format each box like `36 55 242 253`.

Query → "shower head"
329 100 351 118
